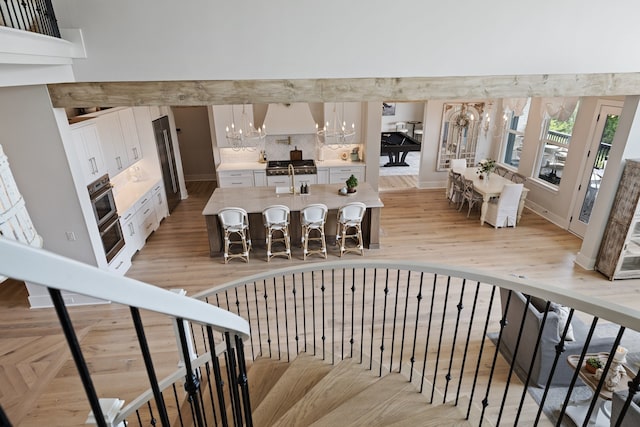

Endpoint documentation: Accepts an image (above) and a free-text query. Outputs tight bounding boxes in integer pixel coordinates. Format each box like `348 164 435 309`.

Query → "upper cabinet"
70 122 107 185
94 108 143 177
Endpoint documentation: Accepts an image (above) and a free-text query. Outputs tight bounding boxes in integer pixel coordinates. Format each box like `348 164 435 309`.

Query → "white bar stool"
217 207 251 263
301 203 328 260
336 202 366 256
262 205 291 261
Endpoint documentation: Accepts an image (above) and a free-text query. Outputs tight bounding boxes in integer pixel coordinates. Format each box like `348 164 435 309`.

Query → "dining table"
449 167 530 226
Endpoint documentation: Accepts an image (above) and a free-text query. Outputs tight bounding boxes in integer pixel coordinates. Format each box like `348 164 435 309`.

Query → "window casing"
535 101 579 186
499 99 530 169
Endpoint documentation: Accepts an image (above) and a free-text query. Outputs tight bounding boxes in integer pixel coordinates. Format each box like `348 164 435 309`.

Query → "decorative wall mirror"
436 102 485 171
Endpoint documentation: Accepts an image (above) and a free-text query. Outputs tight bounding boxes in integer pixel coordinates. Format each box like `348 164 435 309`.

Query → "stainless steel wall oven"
87 174 125 263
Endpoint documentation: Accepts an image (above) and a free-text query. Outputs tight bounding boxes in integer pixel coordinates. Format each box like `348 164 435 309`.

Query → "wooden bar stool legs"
217 207 251 263
336 202 366 257
263 205 291 262
301 204 328 260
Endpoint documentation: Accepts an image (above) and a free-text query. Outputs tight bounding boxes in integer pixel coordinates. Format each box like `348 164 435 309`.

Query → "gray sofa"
612 390 640 426
498 288 615 387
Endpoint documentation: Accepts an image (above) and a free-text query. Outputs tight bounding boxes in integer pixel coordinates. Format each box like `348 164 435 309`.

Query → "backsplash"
219 133 362 163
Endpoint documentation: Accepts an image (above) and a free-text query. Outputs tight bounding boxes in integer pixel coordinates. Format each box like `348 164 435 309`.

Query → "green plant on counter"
346 174 358 189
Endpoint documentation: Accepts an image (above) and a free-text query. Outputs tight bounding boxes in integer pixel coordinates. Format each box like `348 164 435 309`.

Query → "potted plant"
585 357 603 374
346 174 358 193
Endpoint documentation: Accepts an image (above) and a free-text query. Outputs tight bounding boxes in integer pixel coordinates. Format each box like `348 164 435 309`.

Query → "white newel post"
0 144 43 283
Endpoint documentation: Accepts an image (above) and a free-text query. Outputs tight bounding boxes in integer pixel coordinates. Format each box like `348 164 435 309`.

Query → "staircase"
241 353 473 427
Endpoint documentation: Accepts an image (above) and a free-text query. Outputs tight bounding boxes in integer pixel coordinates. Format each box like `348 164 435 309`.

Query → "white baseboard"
522 199 569 229
575 252 596 271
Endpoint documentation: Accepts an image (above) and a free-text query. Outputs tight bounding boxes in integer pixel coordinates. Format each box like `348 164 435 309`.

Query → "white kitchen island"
202 182 383 256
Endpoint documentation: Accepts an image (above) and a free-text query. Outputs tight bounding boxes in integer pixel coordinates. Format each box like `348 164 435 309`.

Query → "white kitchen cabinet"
266 175 318 188
217 170 255 188
137 189 159 240
121 206 143 255
118 109 143 165
152 181 168 221
97 113 129 177
317 167 329 184
71 123 107 184
254 170 267 187
329 165 365 185
107 247 132 275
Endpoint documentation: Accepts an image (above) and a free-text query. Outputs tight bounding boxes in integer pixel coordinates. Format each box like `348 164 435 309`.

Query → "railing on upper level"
545 130 571 147
0 0 60 38
2 238 640 426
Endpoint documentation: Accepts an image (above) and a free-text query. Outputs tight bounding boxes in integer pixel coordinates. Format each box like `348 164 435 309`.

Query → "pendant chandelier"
316 103 356 147
226 105 266 151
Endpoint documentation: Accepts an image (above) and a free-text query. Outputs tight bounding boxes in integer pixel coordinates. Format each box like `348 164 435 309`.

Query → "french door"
569 103 622 237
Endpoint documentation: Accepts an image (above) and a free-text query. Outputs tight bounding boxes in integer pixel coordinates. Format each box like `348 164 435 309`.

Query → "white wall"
52 1 640 83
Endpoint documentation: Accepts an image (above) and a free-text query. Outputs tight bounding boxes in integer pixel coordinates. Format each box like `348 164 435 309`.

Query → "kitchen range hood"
263 103 318 135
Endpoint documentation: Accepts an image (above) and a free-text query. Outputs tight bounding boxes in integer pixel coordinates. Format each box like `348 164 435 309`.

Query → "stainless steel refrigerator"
152 116 181 213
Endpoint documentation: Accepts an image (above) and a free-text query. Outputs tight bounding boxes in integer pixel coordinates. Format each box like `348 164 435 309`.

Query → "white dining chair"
450 158 467 171
484 183 524 228
458 178 483 218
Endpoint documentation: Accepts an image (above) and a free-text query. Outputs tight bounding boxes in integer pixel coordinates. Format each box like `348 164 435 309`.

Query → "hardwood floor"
1 180 639 426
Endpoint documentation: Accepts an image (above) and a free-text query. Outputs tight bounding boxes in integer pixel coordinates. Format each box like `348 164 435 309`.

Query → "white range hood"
263 103 317 135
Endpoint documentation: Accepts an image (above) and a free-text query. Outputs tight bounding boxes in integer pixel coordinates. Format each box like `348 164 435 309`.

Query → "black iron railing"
195 261 640 427
0 0 60 38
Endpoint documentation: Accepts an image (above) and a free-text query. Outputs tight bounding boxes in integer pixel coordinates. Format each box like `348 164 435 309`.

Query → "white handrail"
0 238 250 338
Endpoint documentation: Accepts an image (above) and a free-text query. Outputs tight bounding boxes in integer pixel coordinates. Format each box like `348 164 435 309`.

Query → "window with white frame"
535 98 579 186
499 98 531 168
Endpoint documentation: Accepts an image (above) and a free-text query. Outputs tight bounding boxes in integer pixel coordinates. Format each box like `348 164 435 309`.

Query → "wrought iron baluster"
16 0 28 31
135 409 142 426
234 335 253 427
311 271 317 356
443 278 466 403
244 284 255 360
321 270 326 360
360 268 367 365
455 281 480 406
48 288 106 427
224 290 231 311
272 277 281 360
263 279 272 359
302 272 308 354
379 269 390 376
467 285 496 421
350 268 356 359
431 276 451 403
172 383 185 427
146 401 157 426
130 307 170 427
398 270 411 374
292 273 300 356
420 274 438 393
281 276 290 362
332 268 336 365
369 269 377 371
341 268 345 361
613 368 640 427
253 282 263 358
177 319 204 427
478 288 510 425
206 326 228 427
409 272 424 382
234 288 241 316
224 332 243 426
202 361 219 427
390 269 400 372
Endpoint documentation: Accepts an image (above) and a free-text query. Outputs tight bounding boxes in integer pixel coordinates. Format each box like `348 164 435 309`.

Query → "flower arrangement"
477 158 496 176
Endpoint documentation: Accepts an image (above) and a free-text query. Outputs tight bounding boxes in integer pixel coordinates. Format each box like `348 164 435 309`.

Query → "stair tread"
272 358 381 426
385 403 473 427
251 353 333 426
246 357 290 409
308 373 432 427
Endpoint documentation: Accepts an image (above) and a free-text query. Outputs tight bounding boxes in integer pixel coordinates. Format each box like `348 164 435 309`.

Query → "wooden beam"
47 73 640 108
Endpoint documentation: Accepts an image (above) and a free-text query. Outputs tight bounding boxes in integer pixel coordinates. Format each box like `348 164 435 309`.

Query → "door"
569 103 622 237
152 116 181 213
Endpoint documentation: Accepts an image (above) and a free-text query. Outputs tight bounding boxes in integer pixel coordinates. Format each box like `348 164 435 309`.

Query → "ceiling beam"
47 73 640 108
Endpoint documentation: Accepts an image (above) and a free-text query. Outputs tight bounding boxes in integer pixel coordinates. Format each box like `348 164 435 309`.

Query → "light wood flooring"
1 180 639 426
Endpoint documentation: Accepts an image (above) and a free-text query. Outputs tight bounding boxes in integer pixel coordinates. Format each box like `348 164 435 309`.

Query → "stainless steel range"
266 160 317 176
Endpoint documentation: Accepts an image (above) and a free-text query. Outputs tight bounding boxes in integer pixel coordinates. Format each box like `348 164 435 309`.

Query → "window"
499 99 531 168
535 99 579 186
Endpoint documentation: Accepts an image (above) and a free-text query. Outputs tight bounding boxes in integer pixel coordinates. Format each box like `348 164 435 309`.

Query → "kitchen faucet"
288 163 295 194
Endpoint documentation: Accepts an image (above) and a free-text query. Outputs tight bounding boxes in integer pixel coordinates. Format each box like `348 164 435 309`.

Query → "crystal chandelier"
316 103 356 147
226 104 266 151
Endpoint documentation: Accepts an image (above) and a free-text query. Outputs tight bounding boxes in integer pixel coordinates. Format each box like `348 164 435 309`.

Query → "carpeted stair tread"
271 358 381 426
251 353 333 426
308 372 433 426
385 403 473 427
